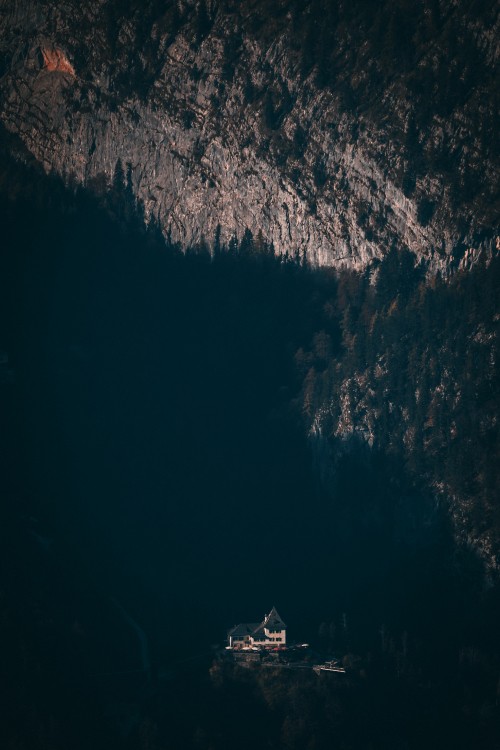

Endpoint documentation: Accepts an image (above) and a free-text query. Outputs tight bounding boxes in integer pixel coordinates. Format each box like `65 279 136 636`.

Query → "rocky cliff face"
0 0 498 268
303 254 500 572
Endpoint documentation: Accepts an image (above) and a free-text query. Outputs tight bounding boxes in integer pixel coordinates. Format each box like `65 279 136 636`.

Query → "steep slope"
1 118 500 750
0 0 498 267
303 253 500 571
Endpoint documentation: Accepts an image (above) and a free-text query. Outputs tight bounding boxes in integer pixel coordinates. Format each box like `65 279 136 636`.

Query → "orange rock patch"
41 48 75 76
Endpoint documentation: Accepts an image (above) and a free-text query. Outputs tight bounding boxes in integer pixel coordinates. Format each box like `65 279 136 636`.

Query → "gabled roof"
228 607 287 639
257 606 286 632
228 622 260 637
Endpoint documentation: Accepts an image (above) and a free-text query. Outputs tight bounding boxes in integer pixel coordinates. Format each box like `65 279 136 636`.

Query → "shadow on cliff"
1 129 499 748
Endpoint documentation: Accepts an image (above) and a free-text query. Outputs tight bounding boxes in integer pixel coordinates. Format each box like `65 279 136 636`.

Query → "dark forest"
1 129 499 749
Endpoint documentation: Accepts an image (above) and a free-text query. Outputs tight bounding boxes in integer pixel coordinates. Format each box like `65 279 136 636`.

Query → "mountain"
0 0 498 267
1 145 499 749
1 2 499 749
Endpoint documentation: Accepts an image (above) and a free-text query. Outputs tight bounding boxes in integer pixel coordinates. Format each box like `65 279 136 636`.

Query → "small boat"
313 660 346 674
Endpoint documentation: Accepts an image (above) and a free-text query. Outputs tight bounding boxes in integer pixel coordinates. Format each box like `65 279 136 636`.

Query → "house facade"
227 607 287 649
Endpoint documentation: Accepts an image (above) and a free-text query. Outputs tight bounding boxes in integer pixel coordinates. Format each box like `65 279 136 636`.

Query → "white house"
227 607 287 649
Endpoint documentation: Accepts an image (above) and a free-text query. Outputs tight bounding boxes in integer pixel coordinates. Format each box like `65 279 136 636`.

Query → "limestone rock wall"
0 0 497 268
